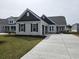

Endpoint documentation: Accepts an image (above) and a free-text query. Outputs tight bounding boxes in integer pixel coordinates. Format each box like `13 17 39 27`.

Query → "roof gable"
41 15 55 25
17 8 41 22
48 16 67 25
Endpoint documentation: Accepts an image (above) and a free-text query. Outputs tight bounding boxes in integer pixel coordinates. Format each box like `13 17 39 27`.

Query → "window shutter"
31 24 32 32
19 24 20 32
24 24 25 32
52 26 53 31
36 24 38 32
50 26 51 31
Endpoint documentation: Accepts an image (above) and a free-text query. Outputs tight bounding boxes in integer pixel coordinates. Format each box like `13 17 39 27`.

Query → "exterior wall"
8 18 16 25
56 25 67 33
40 20 48 35
48 25 56 33
72 24 79 32
0 26 4 32
48 25 66 33
16 21 43 35
71 24 77 32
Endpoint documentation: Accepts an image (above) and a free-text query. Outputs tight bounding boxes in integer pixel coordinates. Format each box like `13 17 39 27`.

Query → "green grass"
0 35 43 59
64 32 79 34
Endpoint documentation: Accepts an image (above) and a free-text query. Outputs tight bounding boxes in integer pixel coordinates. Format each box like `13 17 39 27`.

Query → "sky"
0 0 79 25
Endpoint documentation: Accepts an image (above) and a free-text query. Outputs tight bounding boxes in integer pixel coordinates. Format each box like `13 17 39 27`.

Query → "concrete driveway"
21 34 79 59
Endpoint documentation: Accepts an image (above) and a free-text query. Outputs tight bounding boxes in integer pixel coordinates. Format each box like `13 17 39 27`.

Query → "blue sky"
0 0 79 25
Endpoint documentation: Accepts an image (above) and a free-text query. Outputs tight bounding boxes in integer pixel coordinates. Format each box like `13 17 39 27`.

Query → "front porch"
42 25 66 35
4 25 16 33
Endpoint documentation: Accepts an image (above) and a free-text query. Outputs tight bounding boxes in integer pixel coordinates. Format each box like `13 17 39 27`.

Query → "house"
71 23 79 32
66 25 72 32
16 9 48 36
0 19 8 32
16 8 67 36
4 16 18 33
48 16 67 33
0 8 67 36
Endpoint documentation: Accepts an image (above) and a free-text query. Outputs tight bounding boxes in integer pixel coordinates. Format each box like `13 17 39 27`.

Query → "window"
27 12 29 16
10 21 11 23
10 21 13 24
52 26 54 31
11 26 16 31
49 26 54 32
19 24 25 32
31 24 38 32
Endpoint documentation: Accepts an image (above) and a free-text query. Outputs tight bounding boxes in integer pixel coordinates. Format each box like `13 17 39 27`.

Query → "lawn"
0 35 43 59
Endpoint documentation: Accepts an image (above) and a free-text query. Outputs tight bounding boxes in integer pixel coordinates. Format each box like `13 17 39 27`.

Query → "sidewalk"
21 34 79 59
0 33 8 35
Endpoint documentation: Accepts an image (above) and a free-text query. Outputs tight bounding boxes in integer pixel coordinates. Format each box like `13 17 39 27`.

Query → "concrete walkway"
21 34 79 59
0 33 8 35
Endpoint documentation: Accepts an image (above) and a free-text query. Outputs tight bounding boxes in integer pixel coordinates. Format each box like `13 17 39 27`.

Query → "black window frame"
19 24 25 32
31 23 38 32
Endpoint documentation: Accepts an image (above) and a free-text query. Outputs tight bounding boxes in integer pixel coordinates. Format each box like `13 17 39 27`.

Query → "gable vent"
27 12 29 16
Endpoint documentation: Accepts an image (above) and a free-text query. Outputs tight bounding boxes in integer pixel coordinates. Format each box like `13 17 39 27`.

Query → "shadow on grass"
0 41 7 45
1 35 45 41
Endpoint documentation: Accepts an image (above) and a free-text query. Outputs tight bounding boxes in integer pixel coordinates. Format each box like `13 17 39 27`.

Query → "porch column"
9 26 11 32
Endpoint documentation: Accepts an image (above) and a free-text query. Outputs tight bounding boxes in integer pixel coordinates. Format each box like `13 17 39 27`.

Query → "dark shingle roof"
7 16 18 21
11 17 18 21
0 19 8 25
41 15 55 25
17 8 41 22
48 16 67 25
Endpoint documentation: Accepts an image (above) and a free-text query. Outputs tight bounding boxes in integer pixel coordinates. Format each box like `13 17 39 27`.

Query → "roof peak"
17 8 41 21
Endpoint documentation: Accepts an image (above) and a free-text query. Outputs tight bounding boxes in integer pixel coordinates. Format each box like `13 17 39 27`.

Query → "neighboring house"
71 23 79 32
16 9 67 36
48 16 67 33
0 19 8 32
66 25 72 32
4 16 18 33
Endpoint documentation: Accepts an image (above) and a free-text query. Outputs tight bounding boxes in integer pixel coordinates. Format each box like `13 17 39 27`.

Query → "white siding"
16 21 43 35
48 25 56 33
